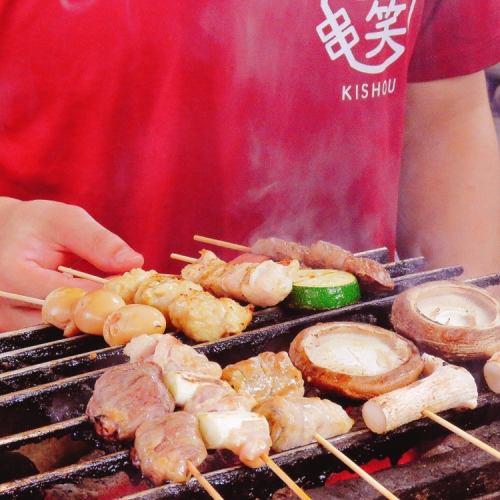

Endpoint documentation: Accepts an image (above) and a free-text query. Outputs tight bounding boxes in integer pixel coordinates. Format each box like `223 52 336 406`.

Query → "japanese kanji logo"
317 0 417 74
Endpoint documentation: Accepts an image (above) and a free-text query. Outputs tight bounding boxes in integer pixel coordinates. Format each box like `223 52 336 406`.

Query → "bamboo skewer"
193 235 251 253
261 454 311 500
187 460 224 500
422 410 500 460
58 266 108 284
0 291 44 306
170 253 197 264
314 433 399 500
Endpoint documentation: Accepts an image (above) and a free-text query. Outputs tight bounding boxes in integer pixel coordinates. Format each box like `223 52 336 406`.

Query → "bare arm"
398 71 500 278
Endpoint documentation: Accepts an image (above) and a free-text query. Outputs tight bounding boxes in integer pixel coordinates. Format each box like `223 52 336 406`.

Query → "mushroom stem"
362 354 478 434
484 351 500 393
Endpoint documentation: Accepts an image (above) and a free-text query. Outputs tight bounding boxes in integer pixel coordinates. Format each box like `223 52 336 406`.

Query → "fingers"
24 264 103 299
0 304 43 333
48 204 144 274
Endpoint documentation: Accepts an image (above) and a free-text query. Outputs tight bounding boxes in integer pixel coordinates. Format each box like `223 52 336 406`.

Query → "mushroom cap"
391 280 500 361
289 322 423 400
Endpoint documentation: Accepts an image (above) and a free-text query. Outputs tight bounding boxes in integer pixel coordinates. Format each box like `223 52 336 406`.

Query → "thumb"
54 205 144 273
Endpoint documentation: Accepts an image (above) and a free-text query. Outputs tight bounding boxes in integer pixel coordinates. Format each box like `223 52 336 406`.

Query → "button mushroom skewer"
362 354 500 460
171 250 300 308
192 235 394 290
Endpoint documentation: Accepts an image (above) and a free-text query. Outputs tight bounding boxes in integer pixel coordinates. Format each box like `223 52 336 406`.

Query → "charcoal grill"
0 248 498 499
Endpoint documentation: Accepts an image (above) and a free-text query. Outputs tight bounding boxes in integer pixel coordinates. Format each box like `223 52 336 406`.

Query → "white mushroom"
362 354 478 434
391 281 500 361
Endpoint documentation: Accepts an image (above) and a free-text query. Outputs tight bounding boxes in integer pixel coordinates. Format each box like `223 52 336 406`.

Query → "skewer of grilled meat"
253 238 393 290
194 235 393 290
181 249 300 307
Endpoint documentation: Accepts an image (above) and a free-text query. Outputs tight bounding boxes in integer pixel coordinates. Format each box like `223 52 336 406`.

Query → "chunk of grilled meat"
86 363 174 441
222 351 304 403
306 240 393 290
251 237 309 262
132 411 207 484
168 290 253 342
133 275 202 322
184 381 256 414
103 268 158 304
198 410 271 468
255 396 354 452
124 334 222 378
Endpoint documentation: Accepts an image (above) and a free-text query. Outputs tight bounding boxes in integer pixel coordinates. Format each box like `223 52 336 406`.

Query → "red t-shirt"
0 1 498 271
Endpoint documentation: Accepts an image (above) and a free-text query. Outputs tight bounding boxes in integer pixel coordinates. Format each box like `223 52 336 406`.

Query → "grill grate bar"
0 450 130 498
0 346 126 395
0 335 105 373
354 247 389 262
0 416 88 453
0 325 62 354
383 256 425 277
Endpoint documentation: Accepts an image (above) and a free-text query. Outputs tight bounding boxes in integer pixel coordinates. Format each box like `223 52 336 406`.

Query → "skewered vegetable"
391 280 500 361
362 354 478 434
287 269 360 310
289 322 423 399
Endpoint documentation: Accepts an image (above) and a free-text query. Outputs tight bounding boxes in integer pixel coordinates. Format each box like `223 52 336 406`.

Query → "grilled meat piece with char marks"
86 363 174 441
132 411 207 484
222 351 304 404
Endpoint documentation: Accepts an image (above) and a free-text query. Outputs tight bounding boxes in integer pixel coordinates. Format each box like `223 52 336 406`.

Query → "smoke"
59 0 96 11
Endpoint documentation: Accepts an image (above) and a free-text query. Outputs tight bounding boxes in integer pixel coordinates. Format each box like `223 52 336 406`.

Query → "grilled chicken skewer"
172 250 300 307
124 334 309 498
193 235 394 290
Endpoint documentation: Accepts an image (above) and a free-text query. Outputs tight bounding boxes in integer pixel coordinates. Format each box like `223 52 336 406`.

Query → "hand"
0 198 144 331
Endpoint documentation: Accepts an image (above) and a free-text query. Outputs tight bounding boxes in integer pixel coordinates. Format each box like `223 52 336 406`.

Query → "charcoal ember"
272 421 500 500
43 471 148 500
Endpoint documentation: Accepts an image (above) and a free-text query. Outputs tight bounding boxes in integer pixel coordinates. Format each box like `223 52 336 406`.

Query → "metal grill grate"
0 250 498 499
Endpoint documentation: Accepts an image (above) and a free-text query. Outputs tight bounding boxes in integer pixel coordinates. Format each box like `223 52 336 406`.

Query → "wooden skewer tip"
193 235 251 253
422 410 500 460
0 291 44 307
57 266 108 284
186 461 224 500
170 253 197 264
314 433 399 500
261 454 311 500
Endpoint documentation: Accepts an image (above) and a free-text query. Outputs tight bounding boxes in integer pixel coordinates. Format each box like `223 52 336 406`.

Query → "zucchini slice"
288 269 360 310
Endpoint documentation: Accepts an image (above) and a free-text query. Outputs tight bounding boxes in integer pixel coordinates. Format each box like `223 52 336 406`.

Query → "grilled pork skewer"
174 249 300 307
193 235 394 290
484 351 500 393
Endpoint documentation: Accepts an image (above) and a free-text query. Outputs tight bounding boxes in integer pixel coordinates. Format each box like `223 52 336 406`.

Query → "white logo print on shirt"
317 0 417 75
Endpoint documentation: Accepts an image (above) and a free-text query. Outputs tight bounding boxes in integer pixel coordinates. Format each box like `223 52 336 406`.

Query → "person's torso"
0 0 425 270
